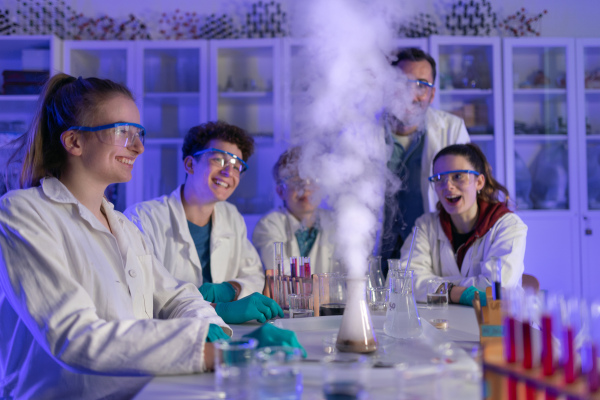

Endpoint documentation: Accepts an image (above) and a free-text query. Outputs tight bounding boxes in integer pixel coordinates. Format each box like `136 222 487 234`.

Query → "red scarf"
439 200 512 269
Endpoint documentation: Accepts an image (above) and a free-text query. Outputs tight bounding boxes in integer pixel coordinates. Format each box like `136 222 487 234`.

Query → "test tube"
492 258 502 300
503 288 519 363
540 292 558 376
584 301 600 393
273 242 284 308
562 297 581 384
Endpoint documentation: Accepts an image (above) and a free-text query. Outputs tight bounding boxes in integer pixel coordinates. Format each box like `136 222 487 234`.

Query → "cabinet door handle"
586 228 593 236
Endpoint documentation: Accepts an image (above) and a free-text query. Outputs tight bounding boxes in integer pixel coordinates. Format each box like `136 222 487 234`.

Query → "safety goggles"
278 177 318 191
68 122 146 147
193 148 248 174
428 170 480 187
407 79 434 96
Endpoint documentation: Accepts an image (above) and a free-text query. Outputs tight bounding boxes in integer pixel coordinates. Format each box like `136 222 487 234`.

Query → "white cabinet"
576 39 600 299
503 38 579 296
0 35 61 194
209 39 284 215
430 35 504 183
135 41 209 205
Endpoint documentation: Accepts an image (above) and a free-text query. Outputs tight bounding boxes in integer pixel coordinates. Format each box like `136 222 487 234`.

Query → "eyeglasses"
407 79 434 96
193 148 248 174
428 170 480 187
68 122 146 147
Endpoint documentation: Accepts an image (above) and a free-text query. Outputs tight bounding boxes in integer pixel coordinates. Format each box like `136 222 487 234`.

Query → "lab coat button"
128 270 137 278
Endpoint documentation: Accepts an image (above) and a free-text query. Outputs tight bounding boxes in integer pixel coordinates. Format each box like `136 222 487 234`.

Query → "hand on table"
215 292 284 324
242 323 307 358
206 324 230 342
459 286 488 307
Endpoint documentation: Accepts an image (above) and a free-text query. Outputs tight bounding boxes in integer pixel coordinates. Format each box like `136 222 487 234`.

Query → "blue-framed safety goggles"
193 147 248 174
68 122 146 148
428 169 480 186
407 79 434 94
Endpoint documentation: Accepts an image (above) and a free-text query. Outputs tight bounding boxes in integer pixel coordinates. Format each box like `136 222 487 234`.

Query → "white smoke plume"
289 0 415 278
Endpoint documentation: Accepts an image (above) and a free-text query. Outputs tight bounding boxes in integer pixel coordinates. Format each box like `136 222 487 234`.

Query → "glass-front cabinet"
430 35 503 184
209 38 283 216
135 41 208 205
0 35 61 195
503 38 579 296
576 38 600 299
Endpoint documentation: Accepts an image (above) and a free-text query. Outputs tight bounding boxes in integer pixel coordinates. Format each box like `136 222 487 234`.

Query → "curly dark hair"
181 121 255 161
433 143 510 206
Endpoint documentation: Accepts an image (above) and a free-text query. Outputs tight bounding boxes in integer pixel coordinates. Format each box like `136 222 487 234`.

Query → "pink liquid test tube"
503 315 517 362
507 377 518 400
541 314 554 376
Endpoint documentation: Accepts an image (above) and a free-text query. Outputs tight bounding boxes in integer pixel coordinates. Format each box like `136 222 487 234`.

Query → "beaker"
367 255 384 289
318 273 346 316
384 270 422 339
336 276 377 353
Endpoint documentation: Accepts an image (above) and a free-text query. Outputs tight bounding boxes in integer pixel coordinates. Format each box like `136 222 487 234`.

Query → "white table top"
133 304 481 399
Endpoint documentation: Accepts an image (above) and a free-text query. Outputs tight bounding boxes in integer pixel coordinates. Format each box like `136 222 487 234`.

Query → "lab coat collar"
41 177 116 233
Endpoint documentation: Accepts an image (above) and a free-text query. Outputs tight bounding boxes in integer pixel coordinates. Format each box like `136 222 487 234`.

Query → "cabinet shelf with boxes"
0 35 61 195
429 35 504 183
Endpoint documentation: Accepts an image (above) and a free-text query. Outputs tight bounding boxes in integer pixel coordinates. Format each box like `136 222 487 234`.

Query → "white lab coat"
125 186 264 299
252 207 336 275
0 178 230 400
401 211 527 302
420 108 471 212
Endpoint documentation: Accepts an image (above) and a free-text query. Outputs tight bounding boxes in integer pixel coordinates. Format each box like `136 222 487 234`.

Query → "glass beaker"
318 273 346 316
336 276 377 353
384 270 422 339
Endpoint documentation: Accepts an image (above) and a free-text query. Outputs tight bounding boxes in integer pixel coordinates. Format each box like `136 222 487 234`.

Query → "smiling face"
77 95 144 186
432 154 485 223
184 139 242 205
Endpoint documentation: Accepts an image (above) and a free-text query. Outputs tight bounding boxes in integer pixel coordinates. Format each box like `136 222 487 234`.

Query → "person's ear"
183 156 195 174
476 174 485 192
275 184 285 200
60 130 83 156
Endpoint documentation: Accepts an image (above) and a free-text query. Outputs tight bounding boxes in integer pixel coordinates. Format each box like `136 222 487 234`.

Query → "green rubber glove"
206 324 230 342
215 292 284 324
242 323 307 358
199 282 236 303
459 286 488 307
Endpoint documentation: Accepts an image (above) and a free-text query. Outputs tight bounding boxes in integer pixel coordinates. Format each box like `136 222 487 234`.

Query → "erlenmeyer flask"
384 270 422 339
336 276 377 353
367 256 384 289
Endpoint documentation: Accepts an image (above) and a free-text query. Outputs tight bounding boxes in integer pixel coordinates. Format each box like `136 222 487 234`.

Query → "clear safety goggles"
193 148 248 174
407 79 434 96
428 169 480 187
278 176 318 191
68 122 146 148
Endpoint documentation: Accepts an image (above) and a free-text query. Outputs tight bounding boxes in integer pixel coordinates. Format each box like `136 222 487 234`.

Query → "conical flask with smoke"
336 276 378 353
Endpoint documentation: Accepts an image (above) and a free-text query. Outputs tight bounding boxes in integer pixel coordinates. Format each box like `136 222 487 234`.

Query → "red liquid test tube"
523 321 533 369
541 314 554 376
564 327 576 384
526 384 536 400
508 377 518 400
504 315 516 363
545 388 557 400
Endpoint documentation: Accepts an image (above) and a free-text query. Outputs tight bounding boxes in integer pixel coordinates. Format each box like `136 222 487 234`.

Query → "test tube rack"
475 288 600 400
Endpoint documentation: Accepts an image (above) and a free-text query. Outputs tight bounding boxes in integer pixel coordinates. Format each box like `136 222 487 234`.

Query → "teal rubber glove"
206 323 230 342
215 292 284 324
459 286 488 307
199 282 236 303
242 323 307 358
